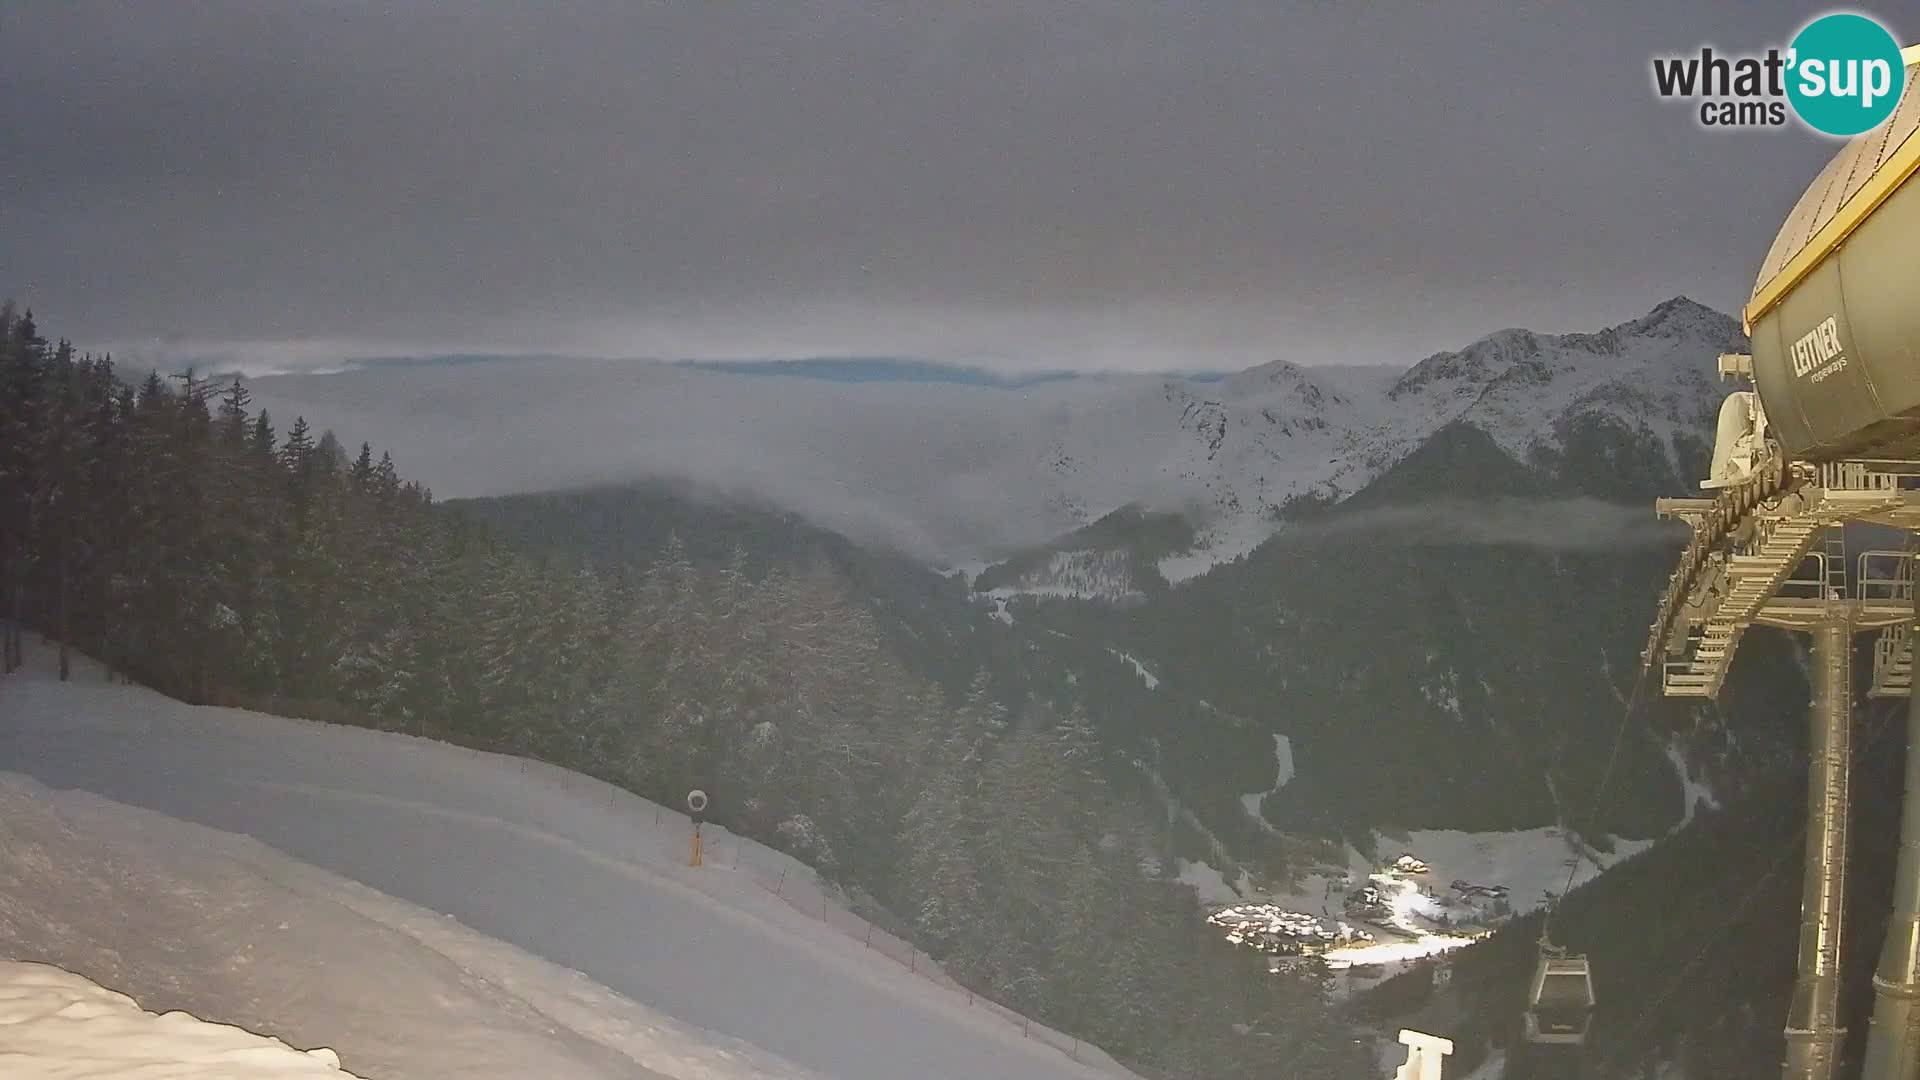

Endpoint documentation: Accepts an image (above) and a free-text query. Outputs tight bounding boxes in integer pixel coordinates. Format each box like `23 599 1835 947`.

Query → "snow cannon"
1747 45 1920 462
686 789 709 868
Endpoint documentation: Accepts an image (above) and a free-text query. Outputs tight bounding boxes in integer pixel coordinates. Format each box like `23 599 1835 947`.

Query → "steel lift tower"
1645 47 1920 1080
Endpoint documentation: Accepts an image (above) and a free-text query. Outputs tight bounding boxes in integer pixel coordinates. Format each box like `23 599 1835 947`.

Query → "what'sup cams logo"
1652 11 1906 136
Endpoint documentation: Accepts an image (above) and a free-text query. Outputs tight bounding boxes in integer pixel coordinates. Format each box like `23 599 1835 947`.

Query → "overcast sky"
0 2 1874 373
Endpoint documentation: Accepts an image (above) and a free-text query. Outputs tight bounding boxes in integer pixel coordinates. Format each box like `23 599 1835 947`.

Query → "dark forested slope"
0 308 1364 1080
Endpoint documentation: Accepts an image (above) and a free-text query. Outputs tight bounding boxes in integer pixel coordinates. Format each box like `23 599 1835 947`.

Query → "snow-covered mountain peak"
1218 357 1348 409
1038 298 1742 582
1387 298 1737 406
1391 298 1738 466
1388 329 1543 402
248 299 1743 572
1621 294 1740 341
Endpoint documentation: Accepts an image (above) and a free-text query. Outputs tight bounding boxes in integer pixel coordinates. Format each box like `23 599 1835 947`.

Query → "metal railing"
1859 550 1917 602
1778 553 1832 599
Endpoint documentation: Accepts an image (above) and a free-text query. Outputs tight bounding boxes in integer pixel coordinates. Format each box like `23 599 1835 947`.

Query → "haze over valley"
4 3 1902 1078
245 296 1737 570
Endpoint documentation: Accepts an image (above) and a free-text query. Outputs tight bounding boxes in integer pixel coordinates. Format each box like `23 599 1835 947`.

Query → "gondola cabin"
1525 952 1596 1046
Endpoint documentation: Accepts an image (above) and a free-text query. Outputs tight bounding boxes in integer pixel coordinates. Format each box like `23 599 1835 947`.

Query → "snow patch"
984 549 1143 603
1176 859 1243 906
1237 735 1293 828
1157 516 1274 584
1232 827 1655 999
987 595 1015 625
0 962 359 1078
0 640 1137 1080
1107 650 1160 689
939 561 991 587
1388 827 1654 914
1666 739 1720 828
0 771 821 1080
1257 844 1375 915
1420 671 1463 721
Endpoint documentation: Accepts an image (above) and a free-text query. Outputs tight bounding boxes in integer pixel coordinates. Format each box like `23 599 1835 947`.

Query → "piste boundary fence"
45 660 1133 1078
479 744 1121 1074
741 855 1094 1063
244 708 1135 1079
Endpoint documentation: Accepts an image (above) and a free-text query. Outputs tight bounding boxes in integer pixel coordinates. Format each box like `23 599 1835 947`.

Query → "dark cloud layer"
0 2 1869 370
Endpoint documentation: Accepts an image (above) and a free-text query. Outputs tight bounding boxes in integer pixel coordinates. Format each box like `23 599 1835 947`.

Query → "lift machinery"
1642 46 1920 1080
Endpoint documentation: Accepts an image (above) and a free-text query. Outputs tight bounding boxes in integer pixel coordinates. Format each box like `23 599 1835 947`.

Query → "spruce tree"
0 309 47 670
0 308 1372 1079
349 442 375 494
314 429 345 477
216 376 251 445
250 410 276 458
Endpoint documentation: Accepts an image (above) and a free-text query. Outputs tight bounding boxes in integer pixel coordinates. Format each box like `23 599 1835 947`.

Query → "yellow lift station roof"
1747 45 1920 331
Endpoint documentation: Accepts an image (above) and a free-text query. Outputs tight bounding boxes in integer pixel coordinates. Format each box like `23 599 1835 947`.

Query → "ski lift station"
1553 42 1920 1080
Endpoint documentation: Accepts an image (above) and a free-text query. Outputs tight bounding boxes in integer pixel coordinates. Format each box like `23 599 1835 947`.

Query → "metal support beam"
1785 617 1852 1080
1865 586 1920 1079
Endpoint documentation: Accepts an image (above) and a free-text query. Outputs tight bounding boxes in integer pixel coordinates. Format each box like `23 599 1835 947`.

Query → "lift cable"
1547 455 1804 942
1601 697 1905 1066
1542 655 1656 943
1551 456 1799 939
1603 819 1805 1067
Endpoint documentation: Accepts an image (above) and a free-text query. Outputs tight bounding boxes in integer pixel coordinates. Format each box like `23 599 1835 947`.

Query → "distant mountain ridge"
446 300 1811 1074
452 290 1766 853
676 357 1090 387
977 296 1741 582
246 297 1741 567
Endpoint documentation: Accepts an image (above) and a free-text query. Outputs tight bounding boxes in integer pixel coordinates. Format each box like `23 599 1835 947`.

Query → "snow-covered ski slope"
0 960 365 1079
0 769 804 1080
0 644 1136 1080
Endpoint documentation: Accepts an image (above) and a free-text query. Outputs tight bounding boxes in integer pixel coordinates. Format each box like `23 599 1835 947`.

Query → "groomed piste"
0 639 1135 1080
